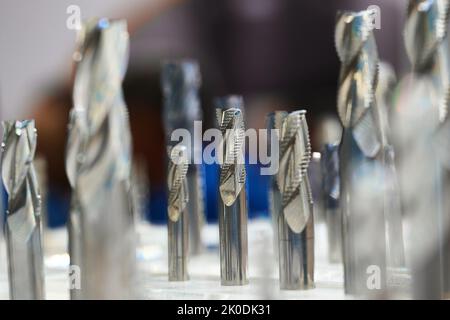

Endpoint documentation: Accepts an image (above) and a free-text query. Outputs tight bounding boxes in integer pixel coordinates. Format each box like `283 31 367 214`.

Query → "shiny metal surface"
65 18 136 299
216 96 248 286
167 145 190 281
161 60 205 256
1 120 45 300
335 9 387 296
266 111 288 261
394 0 450 299
375 63 406 270
275 110 314 290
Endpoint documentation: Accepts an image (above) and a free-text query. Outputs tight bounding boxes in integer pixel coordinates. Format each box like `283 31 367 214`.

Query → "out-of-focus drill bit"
131 157 150 224
1 120 45 300
321 143 341 264
161 60 205 256
66 18 136 299
394 0 450 299
215 96 248 286
375 62 406 271
276 110 314 290
167 144 189 281
335 9 388 296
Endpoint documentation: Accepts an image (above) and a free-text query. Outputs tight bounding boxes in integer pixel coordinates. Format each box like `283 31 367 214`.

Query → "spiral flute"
1 120 44 300
274 110 314 290
162 60 205 256
65 18 135 299
335 9 387 295
215 96 248 286
167 145 189 281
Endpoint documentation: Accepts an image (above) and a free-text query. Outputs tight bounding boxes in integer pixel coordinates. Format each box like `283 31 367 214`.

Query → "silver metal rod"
278 206 314 290
167 144 190 281
66 18 136 299
1 120 45 300
168 210 189 281
186 167 204 255
393 0 450 299
376 62 406 270
218 188 248 285
216 96 248 286
275 110 315 290
162 60 205 256
336 10 387 296
266 111 286 262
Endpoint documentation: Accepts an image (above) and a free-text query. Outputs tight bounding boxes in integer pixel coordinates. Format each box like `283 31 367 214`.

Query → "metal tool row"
2 0 450 299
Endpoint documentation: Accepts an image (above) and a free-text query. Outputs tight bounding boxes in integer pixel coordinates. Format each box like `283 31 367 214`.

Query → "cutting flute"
66 18 135 299
275 110 314 290
335 9 386 295
167 145 190 281
1 120 45 300
215 96 248 286
161 60 205 255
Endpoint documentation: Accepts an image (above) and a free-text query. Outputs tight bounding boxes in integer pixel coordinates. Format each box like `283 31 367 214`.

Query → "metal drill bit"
394 0 450 299
321 143 341 264
375 62 406 271
66 18 135 299
335 9 387 296
1 120 44 300
161 60 205 256
215 96 248 286
275 110 314 290
167 144 189 281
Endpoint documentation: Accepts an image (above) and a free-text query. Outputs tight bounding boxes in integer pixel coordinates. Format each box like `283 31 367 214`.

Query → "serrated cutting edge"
277 110 312 233
167 144 189 222
405 0 450 71
217 107 246 206
335 9 379 129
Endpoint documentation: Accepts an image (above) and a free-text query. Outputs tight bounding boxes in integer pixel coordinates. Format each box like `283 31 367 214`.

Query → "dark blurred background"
0 0 408 227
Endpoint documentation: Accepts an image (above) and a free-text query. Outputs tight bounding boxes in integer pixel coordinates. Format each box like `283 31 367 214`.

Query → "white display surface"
0 219 345 300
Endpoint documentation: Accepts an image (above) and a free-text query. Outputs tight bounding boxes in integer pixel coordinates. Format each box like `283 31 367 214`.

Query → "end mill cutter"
1 120 45 300
276 110 315 290
161 60 205 256
335 9 387 295
215 96 248 286
167 144 190 281
66 18 136 299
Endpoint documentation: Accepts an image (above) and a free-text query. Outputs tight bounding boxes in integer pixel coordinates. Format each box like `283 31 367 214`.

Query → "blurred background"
0 0 408 227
